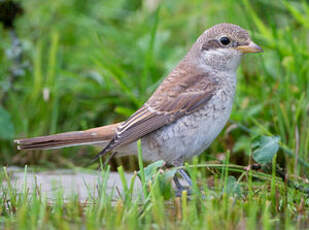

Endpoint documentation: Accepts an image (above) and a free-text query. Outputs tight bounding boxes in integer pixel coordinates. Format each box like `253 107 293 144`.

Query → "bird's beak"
237 41 263 53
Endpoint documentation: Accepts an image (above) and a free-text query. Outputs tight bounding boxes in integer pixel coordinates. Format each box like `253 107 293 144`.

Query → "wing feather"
96 68 218 158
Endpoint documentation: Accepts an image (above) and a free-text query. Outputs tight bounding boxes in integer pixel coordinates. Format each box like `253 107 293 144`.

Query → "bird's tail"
14 123 120 150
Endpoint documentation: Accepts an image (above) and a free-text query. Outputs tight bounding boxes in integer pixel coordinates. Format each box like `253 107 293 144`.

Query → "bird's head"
190 23 263 72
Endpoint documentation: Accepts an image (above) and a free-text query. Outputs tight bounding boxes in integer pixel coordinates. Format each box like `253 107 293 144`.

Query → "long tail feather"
14 123 120 150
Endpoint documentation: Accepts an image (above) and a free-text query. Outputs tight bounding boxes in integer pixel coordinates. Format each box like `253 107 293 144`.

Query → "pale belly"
117 88 235 165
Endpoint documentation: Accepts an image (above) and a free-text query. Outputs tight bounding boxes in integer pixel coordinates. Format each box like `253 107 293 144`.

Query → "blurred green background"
0 0 308 175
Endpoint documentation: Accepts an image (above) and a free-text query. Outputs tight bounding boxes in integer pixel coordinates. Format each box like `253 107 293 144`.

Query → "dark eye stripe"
237 41 250 47
201 39 222 51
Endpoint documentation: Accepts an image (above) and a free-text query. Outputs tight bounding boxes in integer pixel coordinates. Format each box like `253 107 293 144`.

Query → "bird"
15 23 263 194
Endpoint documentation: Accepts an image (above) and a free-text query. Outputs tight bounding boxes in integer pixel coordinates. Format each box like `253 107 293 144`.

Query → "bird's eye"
219 36 230 45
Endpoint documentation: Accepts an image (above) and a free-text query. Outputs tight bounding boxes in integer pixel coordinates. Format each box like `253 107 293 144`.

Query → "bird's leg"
173 169 192 197
172 158 193 196
173 175 185 191
178 168 192 187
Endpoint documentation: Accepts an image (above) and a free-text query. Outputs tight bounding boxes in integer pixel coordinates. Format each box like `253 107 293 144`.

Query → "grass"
0 0 309 228
0 160 308 229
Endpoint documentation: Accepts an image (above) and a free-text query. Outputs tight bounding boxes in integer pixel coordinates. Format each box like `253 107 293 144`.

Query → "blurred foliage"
0 0 308 175
252 135 280 165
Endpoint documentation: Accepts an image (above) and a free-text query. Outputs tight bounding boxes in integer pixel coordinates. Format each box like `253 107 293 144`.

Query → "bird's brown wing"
95 69 218 159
